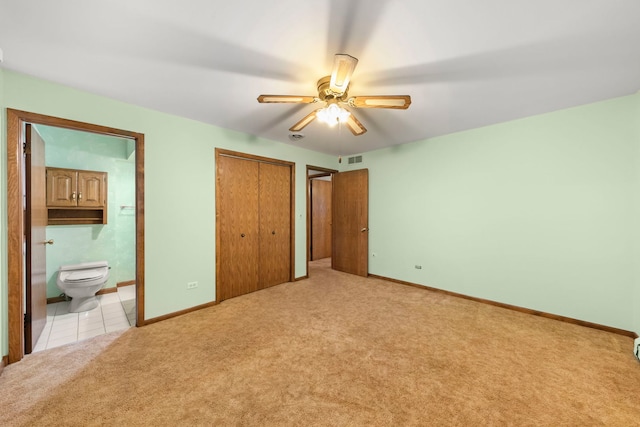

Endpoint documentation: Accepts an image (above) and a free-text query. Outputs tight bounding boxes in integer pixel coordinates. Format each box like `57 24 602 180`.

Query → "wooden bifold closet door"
258 162 291 289
217 153 292 302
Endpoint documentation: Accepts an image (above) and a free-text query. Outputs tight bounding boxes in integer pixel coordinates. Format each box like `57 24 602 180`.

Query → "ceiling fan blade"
344 110 367 136
289 110 318 132
329 54 358 94
349 95 411 109
326 0 389 64
258 95 317 104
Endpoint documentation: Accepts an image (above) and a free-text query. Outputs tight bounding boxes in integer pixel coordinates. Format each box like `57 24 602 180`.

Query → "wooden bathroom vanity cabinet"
46 167 108 225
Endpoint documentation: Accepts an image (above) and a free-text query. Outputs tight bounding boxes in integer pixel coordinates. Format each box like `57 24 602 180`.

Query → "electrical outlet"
634 338 640 362
415 265 422 270
187 281 198 290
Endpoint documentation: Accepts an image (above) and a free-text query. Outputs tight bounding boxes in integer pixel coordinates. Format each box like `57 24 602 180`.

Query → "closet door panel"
218 156 260 301
258 162 291 289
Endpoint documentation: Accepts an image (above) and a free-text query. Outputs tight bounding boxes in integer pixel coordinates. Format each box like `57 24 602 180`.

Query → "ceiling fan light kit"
316 102 350 126
257 53 411 136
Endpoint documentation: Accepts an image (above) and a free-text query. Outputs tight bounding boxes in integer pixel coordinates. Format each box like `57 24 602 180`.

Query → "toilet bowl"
57 261 110 313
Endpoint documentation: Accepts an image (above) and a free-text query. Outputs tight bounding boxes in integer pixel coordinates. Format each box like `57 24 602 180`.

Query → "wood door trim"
6 109 146 364
305 165 338 277
0 356 7 376
215 149 296 303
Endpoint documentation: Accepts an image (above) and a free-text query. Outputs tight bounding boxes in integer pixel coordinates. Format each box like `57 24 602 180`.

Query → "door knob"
361 228 368 232
44 239 54 245
241 233 246 238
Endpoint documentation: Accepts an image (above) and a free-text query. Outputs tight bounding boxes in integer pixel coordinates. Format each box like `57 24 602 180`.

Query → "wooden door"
46 168 77 206
217 155 260 301
311 179 332 260
25 124 48 353
332 169 369 277
78 171 106 207
258 163 291 289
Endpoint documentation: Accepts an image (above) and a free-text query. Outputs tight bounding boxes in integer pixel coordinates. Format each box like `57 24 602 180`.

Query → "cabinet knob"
272 230 276 235
241 233 246 238
44 239 54 245
78 192 82 200
71 192 76 201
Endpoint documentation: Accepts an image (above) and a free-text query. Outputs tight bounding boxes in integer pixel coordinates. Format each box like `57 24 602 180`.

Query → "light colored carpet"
1 259 639 426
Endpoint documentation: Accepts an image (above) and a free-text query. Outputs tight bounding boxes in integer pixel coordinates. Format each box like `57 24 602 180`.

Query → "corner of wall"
1 65 8 358
634 92 640 339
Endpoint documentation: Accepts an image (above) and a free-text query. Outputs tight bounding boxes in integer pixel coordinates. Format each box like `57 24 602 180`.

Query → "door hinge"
23 141 30 156
24 313 31 325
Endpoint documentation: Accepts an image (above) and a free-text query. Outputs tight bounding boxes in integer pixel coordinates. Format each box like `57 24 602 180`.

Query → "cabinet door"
78 171 106 207
46 168 77 207
217 155 260 301
258 162 291 289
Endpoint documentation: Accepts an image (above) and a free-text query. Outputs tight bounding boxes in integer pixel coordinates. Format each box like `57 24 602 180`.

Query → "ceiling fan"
257 54 411 136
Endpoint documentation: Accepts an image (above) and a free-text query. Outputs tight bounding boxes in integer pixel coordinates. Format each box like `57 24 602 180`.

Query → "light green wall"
0 70 337 351
2 70 638 359
343 94 639 332
634 93 640 338
1 67 6 358
38 125 136 298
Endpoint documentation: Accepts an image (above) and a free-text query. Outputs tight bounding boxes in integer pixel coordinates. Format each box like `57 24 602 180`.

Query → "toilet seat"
58 261 109 285
61 269 106 283
56 260 110 312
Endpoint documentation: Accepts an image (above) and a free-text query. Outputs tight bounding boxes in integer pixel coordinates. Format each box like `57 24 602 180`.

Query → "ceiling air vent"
348 155 363 164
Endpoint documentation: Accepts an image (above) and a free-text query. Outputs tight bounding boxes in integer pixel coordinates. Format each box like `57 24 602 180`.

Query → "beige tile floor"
33 285 136 353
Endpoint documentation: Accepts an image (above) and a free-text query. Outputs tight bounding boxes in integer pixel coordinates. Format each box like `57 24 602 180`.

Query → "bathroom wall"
37 125 136 298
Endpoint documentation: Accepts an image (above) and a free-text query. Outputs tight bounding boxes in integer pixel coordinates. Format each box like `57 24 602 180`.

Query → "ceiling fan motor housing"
317 76 348 101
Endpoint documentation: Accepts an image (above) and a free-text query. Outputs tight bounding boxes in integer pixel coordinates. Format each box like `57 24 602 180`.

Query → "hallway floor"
33 285 136 353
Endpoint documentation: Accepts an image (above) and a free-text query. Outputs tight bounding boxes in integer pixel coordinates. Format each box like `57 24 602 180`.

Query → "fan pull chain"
338 121 343 163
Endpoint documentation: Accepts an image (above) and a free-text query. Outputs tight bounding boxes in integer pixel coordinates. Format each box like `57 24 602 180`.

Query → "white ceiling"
1 0 639 156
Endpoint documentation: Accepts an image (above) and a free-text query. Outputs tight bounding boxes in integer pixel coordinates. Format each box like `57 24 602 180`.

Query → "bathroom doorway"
6 109 145 364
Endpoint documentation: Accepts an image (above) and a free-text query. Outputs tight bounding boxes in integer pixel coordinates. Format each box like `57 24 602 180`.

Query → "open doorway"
6 109 145 364
306 165 370 279
306 165 337 277
32 124 137 353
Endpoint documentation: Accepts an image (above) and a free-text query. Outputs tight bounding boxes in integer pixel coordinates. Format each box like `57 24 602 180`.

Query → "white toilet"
57 261 110 313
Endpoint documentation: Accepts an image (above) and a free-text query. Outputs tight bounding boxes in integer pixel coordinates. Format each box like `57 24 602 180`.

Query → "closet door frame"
215 148 295 302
